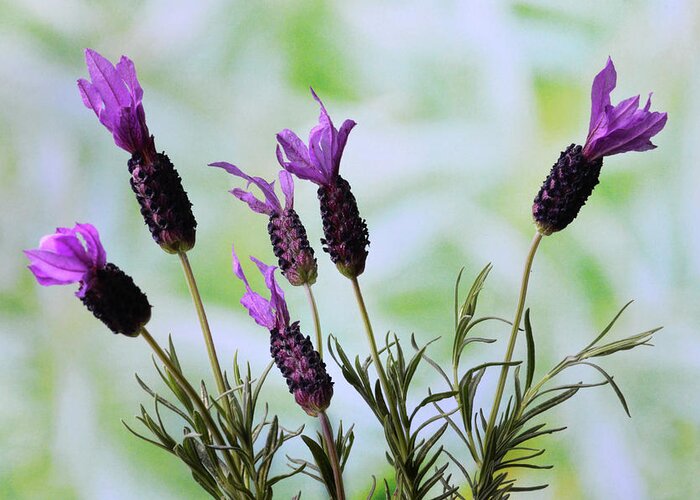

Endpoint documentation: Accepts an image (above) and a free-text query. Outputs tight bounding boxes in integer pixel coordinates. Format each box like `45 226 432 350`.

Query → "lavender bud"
267 208 318 286
80 263 152 337
532 144 603 235
128 152 197 253
270 321 333 416
318 175 370 278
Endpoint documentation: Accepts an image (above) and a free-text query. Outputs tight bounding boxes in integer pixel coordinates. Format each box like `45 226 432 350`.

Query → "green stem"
139 327 239 478
304 284 324 359
319 412 346 500
178 251 228 398
485 232 543 438
350 276 409 467
350 277 394 412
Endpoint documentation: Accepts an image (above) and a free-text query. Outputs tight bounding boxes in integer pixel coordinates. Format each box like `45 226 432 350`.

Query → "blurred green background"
1 0 698 498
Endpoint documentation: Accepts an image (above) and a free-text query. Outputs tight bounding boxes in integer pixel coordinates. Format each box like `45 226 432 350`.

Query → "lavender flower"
533 58 668 235
276 89 369 279
78 49 197 253
78 49 154 158
232 246 333 416
25 223 151 336
210 163 317 286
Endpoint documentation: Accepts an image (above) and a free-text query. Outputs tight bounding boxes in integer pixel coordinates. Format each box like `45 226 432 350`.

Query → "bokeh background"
1 0 698 498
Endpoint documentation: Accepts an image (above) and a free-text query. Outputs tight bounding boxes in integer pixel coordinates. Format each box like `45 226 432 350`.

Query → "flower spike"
533 58 668 235
213 163 317 286
276 89 369 278
25 223 151 336
231 247 332 416
78 49 197 253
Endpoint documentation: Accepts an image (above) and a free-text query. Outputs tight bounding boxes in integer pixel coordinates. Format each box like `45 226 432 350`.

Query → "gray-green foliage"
426 266 662 499
124 338 303 499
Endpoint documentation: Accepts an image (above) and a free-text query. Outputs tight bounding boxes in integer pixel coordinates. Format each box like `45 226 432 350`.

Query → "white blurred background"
1 1 698 498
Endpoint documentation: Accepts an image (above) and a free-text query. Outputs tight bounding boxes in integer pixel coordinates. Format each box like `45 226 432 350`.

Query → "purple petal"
240 290 276 330
231 245 249 284
309 89 336 177
589 57 616 134
333 119 356 176
116 56 143 103
231 245 276 330
250 256 289 331
583 59 668 160
275 141 326 185
25 223 107 289
85 49 130 110
278 170 294 209
75 223 106 268
78 49 151 155
77 79 103 117
210 162 282 214
231 188 272 214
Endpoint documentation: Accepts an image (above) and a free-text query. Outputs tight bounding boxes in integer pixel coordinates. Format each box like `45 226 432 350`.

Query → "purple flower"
78 49 155 158
533 58 669 235
24 223 106 298
276 89 356 187
276 90 369 278
25 223 151 336
210 163 294 215
212 163 318 286
582 57 668 161
231 247 332 416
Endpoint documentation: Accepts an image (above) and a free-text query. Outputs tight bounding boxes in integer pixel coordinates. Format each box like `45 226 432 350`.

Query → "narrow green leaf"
524 308 536 390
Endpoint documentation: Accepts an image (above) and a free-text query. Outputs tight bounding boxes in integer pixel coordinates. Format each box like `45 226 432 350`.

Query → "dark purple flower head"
232 245 289 332
210 162 294 215
24 223 106 298
213 163 318 286
582 57 668 161
25 223 151 336
276 88 356 187
533 58 668 235
231 247 332 415
78 49 155 158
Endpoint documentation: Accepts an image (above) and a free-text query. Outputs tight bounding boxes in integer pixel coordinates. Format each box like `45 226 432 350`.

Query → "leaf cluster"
124 338 303 499
428 267 660 499
330 334 458 499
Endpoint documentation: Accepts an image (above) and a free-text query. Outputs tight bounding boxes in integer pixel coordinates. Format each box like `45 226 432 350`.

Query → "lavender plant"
24 50 667 499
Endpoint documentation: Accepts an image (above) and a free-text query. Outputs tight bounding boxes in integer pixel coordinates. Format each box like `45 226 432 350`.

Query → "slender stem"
350 277 394 410
304 284 324 359
350 277 409 464
485 232 543 437
139 327 238 476
178 251 227 398
319 412 346 500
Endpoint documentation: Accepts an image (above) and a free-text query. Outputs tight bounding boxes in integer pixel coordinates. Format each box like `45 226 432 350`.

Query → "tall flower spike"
276 89 369 278
78 49 197 253
231 247 333 416
211 163 317 286
25 223 151 336
533 58 668 235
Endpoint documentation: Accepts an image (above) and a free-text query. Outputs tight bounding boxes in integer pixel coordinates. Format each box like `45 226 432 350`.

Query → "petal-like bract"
276 88 355 186
78 49 153 155
25 223 106 297
231 246 289 331
583 58 668 160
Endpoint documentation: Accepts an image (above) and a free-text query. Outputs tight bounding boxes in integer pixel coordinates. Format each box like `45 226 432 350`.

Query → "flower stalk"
178 251 228 399
319 411 346 500
304 283 323 358
484 232 542 441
